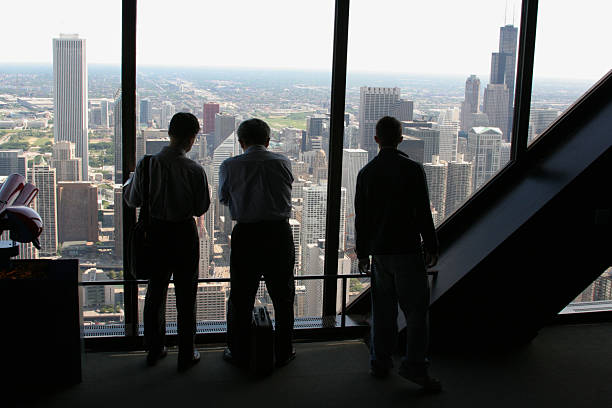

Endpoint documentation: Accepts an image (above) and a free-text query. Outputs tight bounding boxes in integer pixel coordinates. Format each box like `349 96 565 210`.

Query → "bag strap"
140 155 152 224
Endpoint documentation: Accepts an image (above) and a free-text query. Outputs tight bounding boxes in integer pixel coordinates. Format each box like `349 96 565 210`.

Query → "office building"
404 127 440 164
289 218 301 273
460 75 481 132
30 165 58 257
100 99 110 129
50 141 82 182
342 149 368 244
483 83 509 141
529 108 561 142
359 87 401 161
437 121 459 163
203 102 220 134
214 113 236 151
489 24 518 138
467 127 502 190
392 99 414 122
0 150 27 178
57 182 98 243
53 34 88 180
424 155 448 226
113 186 123 258
398 136 425 163
140 99 152 126
445 153 473 218
160 101 175 130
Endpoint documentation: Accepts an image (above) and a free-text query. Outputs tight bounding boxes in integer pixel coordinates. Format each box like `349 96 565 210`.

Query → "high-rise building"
160 101 175 130
113 186 123 258
467 127 502 190
214 113 236 151
424 155 448 226
113 89 122 184
30 165 58 257
212 131 240 191
460 75 481 132
289 219 301 273
392 99 414 122
500 142 511 167
165 283 227 322
359 87 401 161
0 150 27 178
445 153 473 218
342 149 368 244
140 99 152 126
528 108 561 143
50 141 82 181
196 215 211 279
56 182 98 243
489 25 518 139
100 99 110 128
437 121 459 163
404 127 440 164
53 34 88 181
203 102 220 134
483 83 509 141
398 136 425 163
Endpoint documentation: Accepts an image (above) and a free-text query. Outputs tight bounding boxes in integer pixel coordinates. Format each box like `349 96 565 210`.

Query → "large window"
136 0 335 320
528 0 612 145
0 1 123 328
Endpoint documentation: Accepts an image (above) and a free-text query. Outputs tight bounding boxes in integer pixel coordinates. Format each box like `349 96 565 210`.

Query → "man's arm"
218 160 230 206
416 164 439 266
123 158 144 208
193 167 211 217
354 171 370 274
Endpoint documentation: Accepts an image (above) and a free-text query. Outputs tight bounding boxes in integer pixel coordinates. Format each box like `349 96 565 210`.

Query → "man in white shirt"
219 118 296 368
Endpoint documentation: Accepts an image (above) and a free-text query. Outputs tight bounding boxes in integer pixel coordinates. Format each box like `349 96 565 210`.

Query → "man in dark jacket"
355 115 441 392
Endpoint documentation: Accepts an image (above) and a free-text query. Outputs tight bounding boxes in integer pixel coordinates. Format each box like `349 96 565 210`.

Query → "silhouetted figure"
219 118 296 368
124 112 210 371
355 116 441 392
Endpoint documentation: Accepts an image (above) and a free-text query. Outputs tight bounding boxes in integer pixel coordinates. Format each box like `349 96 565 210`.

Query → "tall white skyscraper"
423 155 448 226
467 127 502 190
53 34 88 180
160 101 175 130
445 153 473 218
359 87 401 161
437 121 459 163
212 131 240 191
30 165 58 257
342 149 368 243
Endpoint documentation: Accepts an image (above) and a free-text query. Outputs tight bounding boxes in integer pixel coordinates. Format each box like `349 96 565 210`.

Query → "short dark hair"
376 116 403 146
237 118 270 146
168 112 200 141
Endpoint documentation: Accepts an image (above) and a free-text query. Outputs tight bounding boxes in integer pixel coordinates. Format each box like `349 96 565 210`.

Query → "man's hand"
424 250 439 269
358 257 371 276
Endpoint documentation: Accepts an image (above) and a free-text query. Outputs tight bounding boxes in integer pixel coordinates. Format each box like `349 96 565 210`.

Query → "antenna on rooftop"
504 0 508 25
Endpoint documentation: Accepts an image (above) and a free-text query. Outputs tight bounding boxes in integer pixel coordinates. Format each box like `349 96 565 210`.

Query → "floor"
8 322 612 408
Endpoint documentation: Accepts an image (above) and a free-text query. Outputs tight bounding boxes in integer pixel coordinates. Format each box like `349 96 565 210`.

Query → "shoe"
398 367 442 393
369 366 390 379
146 346 168 366
222 348 248 368
177 350 200 372
275 349 297 368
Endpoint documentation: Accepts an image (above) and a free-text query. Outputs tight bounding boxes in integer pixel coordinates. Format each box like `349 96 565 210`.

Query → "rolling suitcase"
249 305 274 376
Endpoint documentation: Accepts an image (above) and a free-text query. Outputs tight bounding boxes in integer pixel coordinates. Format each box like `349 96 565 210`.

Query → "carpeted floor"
9 322 612 408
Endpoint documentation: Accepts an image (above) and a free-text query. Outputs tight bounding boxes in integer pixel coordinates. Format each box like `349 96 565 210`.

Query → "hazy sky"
1 0 610 80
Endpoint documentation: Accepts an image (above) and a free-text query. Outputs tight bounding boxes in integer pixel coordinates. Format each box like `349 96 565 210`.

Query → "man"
219 118 296 368
125 112 210 371
354 115 441 391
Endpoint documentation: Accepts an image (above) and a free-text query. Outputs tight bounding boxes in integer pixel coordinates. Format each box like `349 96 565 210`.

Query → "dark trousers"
226 220 295 362
144 218 199 361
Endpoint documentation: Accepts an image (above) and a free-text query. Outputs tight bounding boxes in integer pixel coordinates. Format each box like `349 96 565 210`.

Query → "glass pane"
528 0 612 145
82 283 126 337
0 1 123 273
344 1 521 301
560 267 612 314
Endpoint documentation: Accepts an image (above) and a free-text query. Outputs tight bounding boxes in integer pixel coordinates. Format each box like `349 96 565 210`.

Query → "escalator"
347 70 612 350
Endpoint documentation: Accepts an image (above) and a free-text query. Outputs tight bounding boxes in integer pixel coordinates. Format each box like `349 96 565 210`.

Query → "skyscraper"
289 219 301 273
404 127 440 164
392 99 414 122
342 149 368 243
30 165 58 257
488 25 518 139
100 99 110 129
423 155 448 226
359 87 401 161
398 136 425 163
50 141 82 181
0 150 27 178
53 34 88 180
56 182 98 243
437 121 459 163
214 113 236 151
460 75 481 132
212 131 240 191
140 99 152 126
483 83 509 140
445 153 473 218
203 102 219 135
467 127 502 189
160 101 175 129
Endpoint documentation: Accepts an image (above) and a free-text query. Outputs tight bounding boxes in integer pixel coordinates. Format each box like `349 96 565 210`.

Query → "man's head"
168 112 200 152
237 118 270 150
375 116 403 148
